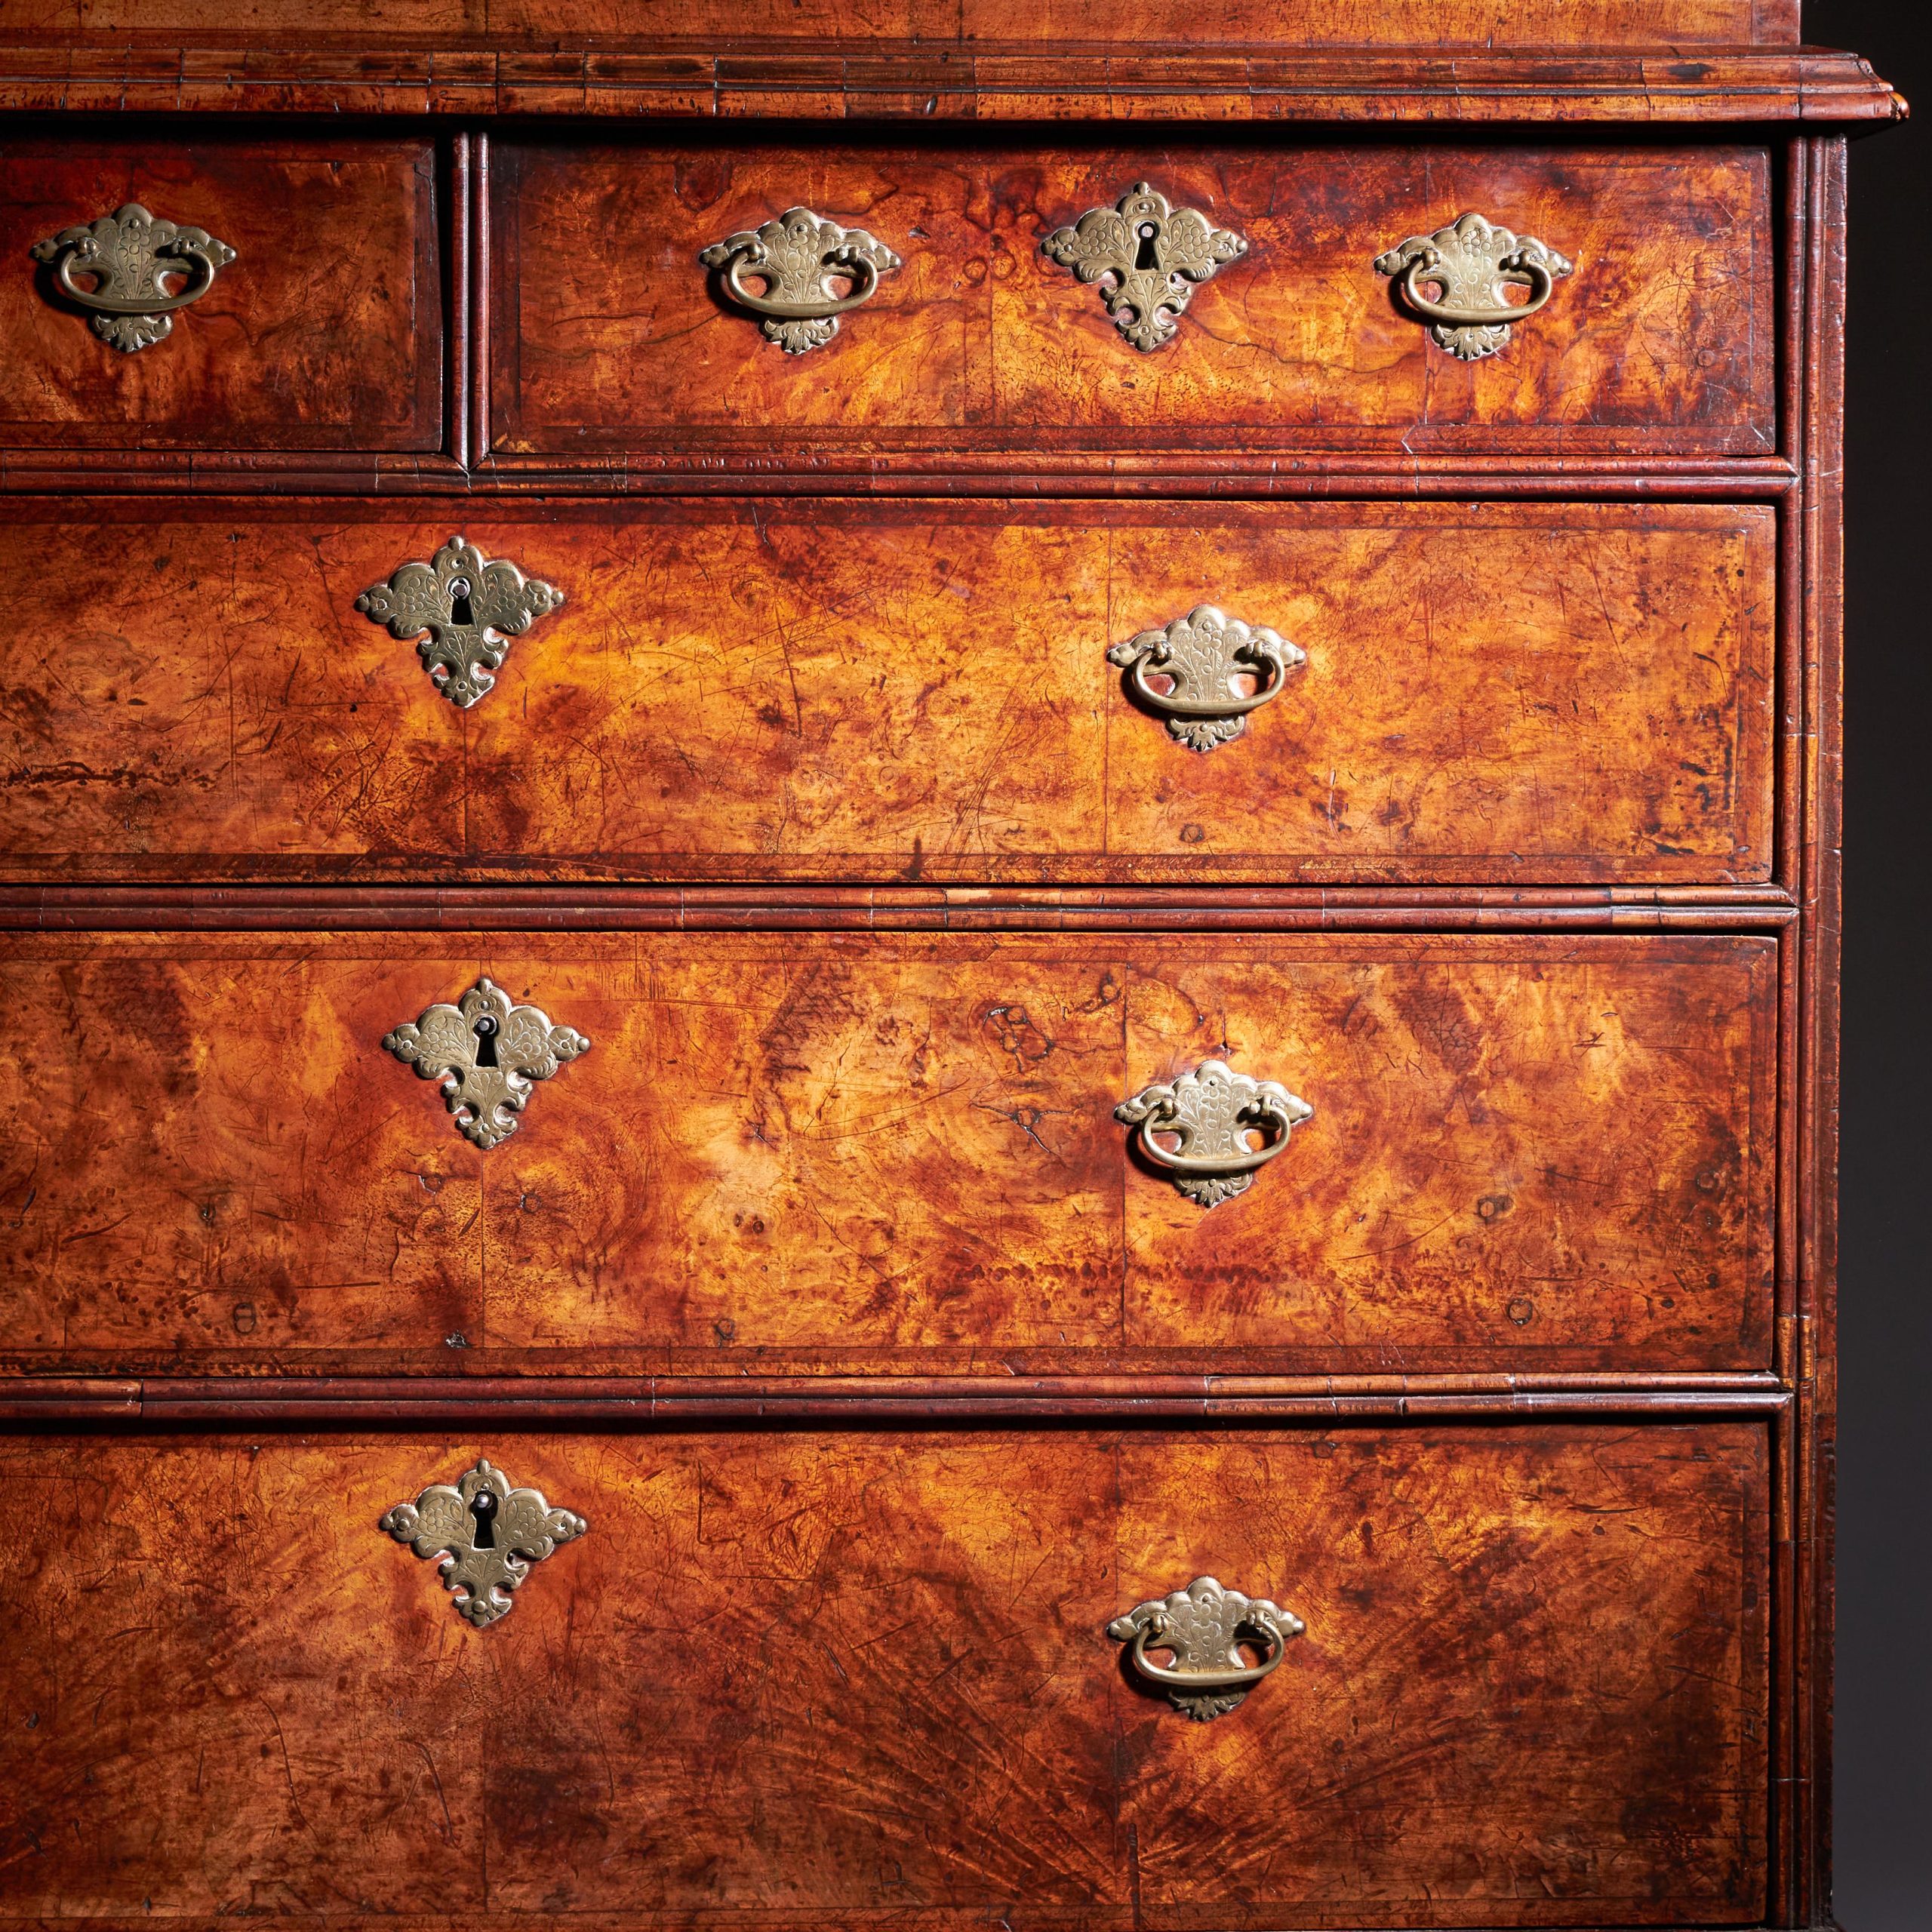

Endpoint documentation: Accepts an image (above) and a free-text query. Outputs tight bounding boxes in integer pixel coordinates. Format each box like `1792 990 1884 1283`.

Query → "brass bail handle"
726 248 881 321
1107 1577 1307 1720
1115 1059 1313 1209
1400 251 1558 328
56 242 217 317
1124 655 1284 721
1128 1612 1287 1693
1106 607 1306 754
1132 1109 1290 1181
699 209 903 355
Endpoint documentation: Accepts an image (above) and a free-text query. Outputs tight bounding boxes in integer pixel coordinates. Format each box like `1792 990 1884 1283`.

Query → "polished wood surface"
491 141 1773 460
0 1423 1769 1927
0 1373 1789 1424
0 48 1895 128
0 2 1882 1921
0 932 1774 1377
0 0 1799 47
0 499 1775 886
0 134 443 451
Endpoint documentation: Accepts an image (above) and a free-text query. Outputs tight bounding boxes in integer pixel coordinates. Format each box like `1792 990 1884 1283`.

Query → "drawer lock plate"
383 975 590 1149
355 535 565 709
380 1458 587 1627
1041 181 1247 352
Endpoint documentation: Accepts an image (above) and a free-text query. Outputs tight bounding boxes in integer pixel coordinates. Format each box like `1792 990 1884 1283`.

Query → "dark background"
1801 2 1927 1924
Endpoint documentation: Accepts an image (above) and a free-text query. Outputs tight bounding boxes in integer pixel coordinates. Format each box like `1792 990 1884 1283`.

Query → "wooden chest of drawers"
0 4 1899 1928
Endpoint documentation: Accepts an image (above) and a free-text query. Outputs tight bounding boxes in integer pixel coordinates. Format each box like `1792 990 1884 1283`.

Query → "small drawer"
0 497 1775 887
0 931 1774 1376
0 134 443 452
490 137 1774 464
0 1423 1770 1926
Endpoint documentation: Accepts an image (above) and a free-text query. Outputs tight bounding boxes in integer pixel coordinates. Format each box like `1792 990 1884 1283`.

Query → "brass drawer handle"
700 207 903 355
1109 605 1306 752
381 1458 586 1628
1041 181 1247 352
31 202 235 353
383 976 589 1149
1374 211 1574 361
1109 1576 1306 1721
356 535 565 709
1116 1058 1312 1208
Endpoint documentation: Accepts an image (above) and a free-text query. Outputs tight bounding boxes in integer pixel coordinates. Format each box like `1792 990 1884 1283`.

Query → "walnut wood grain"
0 499 1774 887
0 0 1798 46
0 449 1804 496
0 30 1873 1932
1793 131 1849 1930
0 931 1775 1378
0 881 1804 933
119 1375 1794 1422
0 1424 1769 1927
490 141 1773 461
0 48 1898 125
0 134 443 452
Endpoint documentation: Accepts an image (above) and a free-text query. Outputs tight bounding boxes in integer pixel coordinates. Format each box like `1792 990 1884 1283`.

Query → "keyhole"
448 576 475 627
468 1487 498 1549
1134 221 1161 271
473 1011 500 1068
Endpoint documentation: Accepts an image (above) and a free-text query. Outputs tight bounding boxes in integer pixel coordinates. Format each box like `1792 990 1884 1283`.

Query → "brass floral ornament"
31 202 235 352
383 977 590 1149
1109 1576 1306 1721
1116 1058 1312 1208
1373 211 1575 361
699 207 903 355
1109 605 1306 751
1041 182 1247 352
380 1458 587 1628
355 536 565 709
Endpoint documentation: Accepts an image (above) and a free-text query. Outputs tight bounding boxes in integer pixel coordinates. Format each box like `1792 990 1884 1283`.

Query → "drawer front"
0 1425 1769 1926
491 140 1773 460
0 932 1774 1375
0 499 1774 886
0 136 442 451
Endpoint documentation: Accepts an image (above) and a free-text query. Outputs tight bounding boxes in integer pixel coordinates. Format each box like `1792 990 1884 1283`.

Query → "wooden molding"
0 883 1801 930
0 1371 1793 1424
0 44 1902 122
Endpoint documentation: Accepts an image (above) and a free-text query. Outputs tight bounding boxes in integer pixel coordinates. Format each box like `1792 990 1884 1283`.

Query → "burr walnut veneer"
0 500 1774 884
0 4 1891 1930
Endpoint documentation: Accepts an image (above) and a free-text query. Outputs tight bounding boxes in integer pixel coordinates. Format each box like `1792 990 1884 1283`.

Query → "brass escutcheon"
380 1458 586 1628
1109 605 1306 752
1109 1576 1306 1721
700 206 903 355
31 202 235 353
1373 211 1574 361
1041 181 1247 352
355 536 565 709
1115 1058 1312 1208
383 977 590 1150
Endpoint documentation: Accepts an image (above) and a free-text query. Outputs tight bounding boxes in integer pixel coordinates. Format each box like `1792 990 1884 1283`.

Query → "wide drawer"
0 134 443 451
491 138 1774 462
0 1423 1769 1927
0 498 1775 885
0 931 1775 1375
